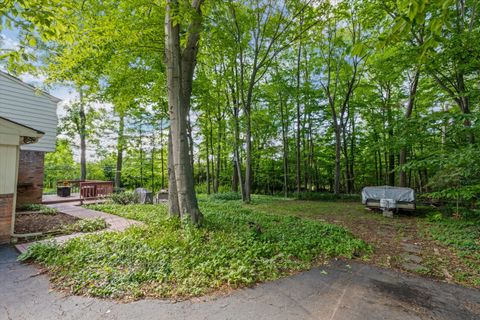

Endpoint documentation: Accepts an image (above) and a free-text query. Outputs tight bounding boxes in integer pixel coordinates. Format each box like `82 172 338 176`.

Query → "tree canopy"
2 0 480 217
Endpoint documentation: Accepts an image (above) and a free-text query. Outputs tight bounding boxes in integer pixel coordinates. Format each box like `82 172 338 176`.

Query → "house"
0 71 60 244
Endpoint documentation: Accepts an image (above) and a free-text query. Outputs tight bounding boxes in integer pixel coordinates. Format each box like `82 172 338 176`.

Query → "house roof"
0 70 62 103
0 116 45 136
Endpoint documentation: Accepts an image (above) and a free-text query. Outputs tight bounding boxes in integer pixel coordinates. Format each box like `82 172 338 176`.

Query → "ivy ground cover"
19 196 370 300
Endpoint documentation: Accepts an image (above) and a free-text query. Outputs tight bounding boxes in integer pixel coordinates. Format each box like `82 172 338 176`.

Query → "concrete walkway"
15 202 142 253
1 245 479 320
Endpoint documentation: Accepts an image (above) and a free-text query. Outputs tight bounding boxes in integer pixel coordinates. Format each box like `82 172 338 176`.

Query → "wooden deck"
42 193 81 204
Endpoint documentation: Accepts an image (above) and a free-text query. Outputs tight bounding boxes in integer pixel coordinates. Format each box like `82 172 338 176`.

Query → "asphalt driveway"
1 245 479 320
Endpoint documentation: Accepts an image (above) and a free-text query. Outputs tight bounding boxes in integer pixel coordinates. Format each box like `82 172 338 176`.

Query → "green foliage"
63 218 107 233
110 192 139 205
295 192 361 202
44 139 78 189
428 218 480 284
19 199 370 299
209 192 242 201
4 0 480 205
20 204 59 215
426 211 443 222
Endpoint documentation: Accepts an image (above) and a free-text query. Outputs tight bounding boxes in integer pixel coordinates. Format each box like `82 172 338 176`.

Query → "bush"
209 192 242 201
64 218 107 233
110 192 139 205
20 204 59 215
295 192 361 202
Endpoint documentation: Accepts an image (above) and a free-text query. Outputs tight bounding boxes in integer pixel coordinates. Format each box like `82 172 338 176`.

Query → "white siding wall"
0 145 18 194
0 72 58 152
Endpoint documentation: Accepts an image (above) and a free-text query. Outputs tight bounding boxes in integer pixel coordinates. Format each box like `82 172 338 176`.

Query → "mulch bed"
15 211 79 235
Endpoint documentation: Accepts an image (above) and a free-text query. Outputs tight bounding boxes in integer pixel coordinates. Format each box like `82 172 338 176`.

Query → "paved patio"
1 245 479 320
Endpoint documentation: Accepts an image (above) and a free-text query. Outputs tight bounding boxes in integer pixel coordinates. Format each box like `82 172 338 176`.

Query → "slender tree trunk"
209 118 216 193
233 104 245 198
151 134 155 192
295 30 302 194
160 120 165 190
139 125 144 187
206 133 211 194
333 123 341 195
232 160 239 192
115 111 125 189
280 93 289 198
79 97 87 181
244 105 252 202
400 69 419 187
215 116 222 193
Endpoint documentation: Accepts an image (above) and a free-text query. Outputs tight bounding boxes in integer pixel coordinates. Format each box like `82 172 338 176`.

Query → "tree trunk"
334 124 341 195
233 104 245 198
244 105 252 202
160 120 165 190
139 124 144 187
215 115 222 193
295 31 302 194
151 134 155 192
168 129 180 217
280 93 289 198
115 111 125 189
79 100 87 181
165 0 203 224
400 69 419 187
206 133 211 194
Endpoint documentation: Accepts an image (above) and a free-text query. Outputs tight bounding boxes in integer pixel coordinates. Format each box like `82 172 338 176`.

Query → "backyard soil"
15 212 79 236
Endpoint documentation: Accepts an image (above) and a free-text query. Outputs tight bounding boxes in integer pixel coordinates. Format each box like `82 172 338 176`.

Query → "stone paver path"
400 241 427 273
15 202 142 253
1 245 479 320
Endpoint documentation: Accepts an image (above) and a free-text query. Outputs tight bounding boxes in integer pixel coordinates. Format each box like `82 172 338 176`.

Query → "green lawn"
19 196 370 300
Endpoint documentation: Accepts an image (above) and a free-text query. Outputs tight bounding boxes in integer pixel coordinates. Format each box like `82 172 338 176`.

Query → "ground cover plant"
251 199 480 287
18 197 370 300
62 218 108 233
19 204 59 215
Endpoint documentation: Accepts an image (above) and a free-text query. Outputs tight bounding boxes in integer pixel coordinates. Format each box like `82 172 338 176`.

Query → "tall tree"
165 0 204 224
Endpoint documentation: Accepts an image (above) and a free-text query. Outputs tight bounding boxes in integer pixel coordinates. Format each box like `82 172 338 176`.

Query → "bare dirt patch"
15 212 79 235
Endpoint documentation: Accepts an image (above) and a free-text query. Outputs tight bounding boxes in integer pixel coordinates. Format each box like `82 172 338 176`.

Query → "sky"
1 26 114 160
0 27 82 115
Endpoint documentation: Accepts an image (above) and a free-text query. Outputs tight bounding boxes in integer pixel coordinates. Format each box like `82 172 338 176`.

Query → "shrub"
110 192 139 205
20 204 59 215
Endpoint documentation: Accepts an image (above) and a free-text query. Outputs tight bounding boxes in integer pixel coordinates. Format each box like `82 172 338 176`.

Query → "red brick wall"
0 194 13 244
16 150 45 208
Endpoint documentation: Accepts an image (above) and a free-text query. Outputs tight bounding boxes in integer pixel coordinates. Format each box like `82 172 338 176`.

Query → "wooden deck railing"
79 181 114 204
56 180 84 194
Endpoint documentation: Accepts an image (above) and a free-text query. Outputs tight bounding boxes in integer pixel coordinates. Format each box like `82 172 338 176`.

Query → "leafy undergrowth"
19 204 59 215
18 198 370 300
427 218 480 285
250 198 480 287
63 218 108 233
